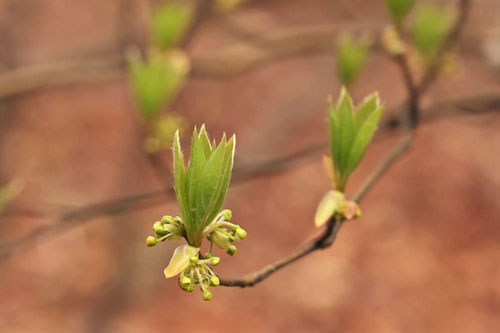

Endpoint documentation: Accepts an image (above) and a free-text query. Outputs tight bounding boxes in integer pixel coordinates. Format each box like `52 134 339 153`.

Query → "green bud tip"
235 227 247 239
146 236 158 247
161 215 172 224
221 209 232 221
153 225 168 236
209 276 220 286
204 252 213 259
153 221 162 229
180 276 192 288
227 245 237 256
203 291 213 301
185 284 194 292
209 256 220 266
189 256 199 265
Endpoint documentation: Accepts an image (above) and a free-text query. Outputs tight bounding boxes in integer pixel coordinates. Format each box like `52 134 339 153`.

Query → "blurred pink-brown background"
1 0 500 332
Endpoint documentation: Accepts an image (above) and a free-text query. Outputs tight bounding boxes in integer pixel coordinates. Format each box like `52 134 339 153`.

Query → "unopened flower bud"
189 256 199 265
342 201 359 220
180 275 192 288
220 209 232 221
204 252 213 259
161 215 173 224
154 225 168 236
146 236 158 247
209 256 220 266
227 245 237 256
235 227 247 239
203 291 213 301
209 276 220 286
185 284 194 292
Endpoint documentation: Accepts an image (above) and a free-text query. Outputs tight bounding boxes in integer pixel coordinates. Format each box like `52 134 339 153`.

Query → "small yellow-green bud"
146 236 158 247
153 221 163 229
235 227 247 239
209 276 220 286
227 245 237 256
209 256 220 266
180 275 192 288
154 225 168 236
161 215 173 224
221 209 232 221
355 206 362 218
189 256 199 265
185 284 194 292
203 291 213 301
204 252 213 259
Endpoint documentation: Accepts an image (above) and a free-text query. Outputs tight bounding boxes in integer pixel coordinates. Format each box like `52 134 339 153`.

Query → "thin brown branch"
393 53 420 128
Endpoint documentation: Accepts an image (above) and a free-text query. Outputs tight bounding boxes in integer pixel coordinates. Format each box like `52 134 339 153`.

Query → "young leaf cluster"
151 2 193 50
128 50 189 121
336 34 371 87
173 125 236 247
412 4 455 62
328 88 384 191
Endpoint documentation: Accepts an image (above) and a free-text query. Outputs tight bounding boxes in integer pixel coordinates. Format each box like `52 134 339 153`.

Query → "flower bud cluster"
204 210 247 256
146 215 186 247
179 255 221 301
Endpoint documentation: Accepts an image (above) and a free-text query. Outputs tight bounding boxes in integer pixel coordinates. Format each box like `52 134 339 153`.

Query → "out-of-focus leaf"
412 4 455 61
336 34 371 87
164 245 199 278
384 0 415 27
128 49 190 120
151 2 193 50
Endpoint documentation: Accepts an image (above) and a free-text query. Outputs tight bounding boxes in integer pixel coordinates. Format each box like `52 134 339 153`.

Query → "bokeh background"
1 0 500 332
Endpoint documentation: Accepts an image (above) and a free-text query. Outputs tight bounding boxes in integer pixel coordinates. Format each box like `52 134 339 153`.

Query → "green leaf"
335 88 356 183
354 92 378 131
384 0 415 26
203 135 235 226
336 34 371 86
328 97 341 175
327 89 384 192
151 2 193 50
412 4 455 61
172 131 190 230
345 104 384 176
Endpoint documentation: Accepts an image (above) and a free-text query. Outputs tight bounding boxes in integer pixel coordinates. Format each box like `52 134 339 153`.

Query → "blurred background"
0 0 499 332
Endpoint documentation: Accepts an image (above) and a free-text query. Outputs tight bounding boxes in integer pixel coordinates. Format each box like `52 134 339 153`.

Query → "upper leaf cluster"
173 126 236 246
328 88 384 191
